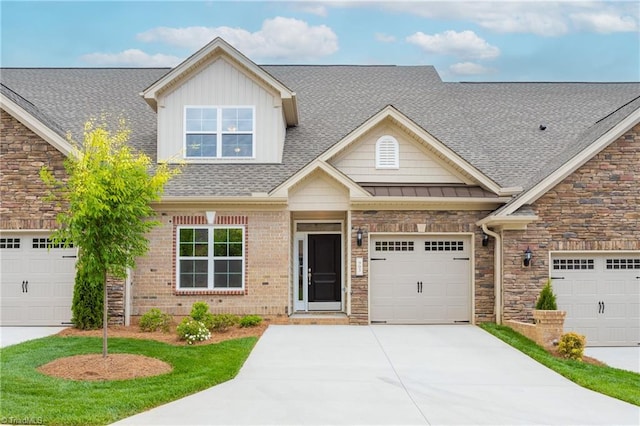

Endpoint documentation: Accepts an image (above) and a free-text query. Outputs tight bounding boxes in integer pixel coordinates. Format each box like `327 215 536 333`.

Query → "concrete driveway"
0 326 66 348
115 325 639 425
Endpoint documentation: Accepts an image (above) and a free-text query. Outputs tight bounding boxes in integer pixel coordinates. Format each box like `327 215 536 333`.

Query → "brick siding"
502 124 640 321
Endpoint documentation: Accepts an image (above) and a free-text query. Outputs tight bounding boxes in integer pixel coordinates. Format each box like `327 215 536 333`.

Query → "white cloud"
80 49 181 67
137 17 338 60
379 1 639 37
406 30 500 60
449 62 492 75
570 12 637 33
375 32 396 43
294 3 328 17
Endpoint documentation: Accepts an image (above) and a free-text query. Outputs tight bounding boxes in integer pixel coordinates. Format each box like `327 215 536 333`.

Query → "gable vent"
375 136 399 169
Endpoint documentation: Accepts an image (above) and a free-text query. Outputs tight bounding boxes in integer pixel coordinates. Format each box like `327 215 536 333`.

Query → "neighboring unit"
1 38 638 346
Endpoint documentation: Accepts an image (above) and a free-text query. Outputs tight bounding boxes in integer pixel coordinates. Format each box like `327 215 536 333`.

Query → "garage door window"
0 238 20 249
606 258 640 270
375 241 414 251
424 240 464 251
32 238 74 249
552 259 594 270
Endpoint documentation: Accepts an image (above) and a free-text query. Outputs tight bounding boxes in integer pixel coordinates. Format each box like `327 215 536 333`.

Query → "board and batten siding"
331 124 466 184
288 172 350 211
157 56 286 163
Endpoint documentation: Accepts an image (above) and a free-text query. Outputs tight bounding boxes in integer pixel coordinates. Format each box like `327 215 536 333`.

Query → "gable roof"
141 37 298 126
1 61 639 200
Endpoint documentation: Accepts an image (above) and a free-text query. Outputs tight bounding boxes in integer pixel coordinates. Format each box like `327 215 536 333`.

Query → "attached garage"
551 253 640 347
0 235 76 326
369 234 472 324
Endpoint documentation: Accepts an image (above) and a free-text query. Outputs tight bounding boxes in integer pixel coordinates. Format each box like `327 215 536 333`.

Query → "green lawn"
480 323 640 406
0 336 257 425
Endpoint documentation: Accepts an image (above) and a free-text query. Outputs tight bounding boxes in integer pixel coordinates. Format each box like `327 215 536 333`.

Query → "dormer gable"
142 37 298 164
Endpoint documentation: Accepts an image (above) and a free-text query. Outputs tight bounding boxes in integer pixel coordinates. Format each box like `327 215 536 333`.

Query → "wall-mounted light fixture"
482 232 489 247
356 228 363 247
523 246 533 267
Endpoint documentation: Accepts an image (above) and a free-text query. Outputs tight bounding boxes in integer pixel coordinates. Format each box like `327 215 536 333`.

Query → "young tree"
41 118 179 357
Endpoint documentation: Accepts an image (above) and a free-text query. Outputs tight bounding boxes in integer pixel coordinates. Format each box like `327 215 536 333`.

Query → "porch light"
356 228 363 247
523 246 533 267
482 232 489 247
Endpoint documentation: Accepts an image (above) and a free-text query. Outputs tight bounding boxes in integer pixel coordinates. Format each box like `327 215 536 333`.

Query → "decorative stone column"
532 309 566 348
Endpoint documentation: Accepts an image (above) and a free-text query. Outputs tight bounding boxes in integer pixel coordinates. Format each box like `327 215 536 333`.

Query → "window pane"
186 135 203 157
215 259 228 273
186 108 201 120
214 273 228 288
186 119 202 132
222 108 237 120
194 273 208 288
228 228 243 242
228 259 242 273
202 108 217 120
214 228 228 242
237 108 252 120
214 243 227 257
195 228 208 242
222 134 252 157
202 119 217 132
228 273 242 288
180 228 193 243
181 260 194 273
180 273 194 288
228 243 242 257
195 243 208 256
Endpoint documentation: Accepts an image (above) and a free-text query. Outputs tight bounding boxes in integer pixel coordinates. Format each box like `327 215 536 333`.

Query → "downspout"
124 268 132 326
482 224 502 325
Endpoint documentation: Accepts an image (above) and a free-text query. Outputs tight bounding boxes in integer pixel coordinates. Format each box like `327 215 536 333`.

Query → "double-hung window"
177 226 245 290
185 106 254 158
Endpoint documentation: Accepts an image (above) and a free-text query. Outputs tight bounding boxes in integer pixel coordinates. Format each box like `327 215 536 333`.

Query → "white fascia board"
476 215 539 230
1 93 74 157
500 107 640 217
270 160 372 198
320 105 507 196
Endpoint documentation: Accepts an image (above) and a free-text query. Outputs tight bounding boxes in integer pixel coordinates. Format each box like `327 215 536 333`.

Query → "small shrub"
190 301 215 329
176 318 211 344
535 279 558 310
139 308 172 333
239 315 263 328
210 314 240 332
558 332 586 361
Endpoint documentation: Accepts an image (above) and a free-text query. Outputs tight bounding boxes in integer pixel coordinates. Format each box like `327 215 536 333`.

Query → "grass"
0 335 257 425
479 323 640 407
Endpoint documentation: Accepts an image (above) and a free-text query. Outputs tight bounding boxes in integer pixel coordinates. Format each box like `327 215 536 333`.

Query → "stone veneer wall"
349 210 495 325
502 124 640 321
131 209 290 319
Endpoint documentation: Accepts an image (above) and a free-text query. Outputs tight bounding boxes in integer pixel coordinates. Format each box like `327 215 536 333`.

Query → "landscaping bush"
210 314 240 332
71 262 103 330
189 301 215 330
176 318 211 344
535 279 558 310
558 332 586 361
139 308 172 333
239 315 263 328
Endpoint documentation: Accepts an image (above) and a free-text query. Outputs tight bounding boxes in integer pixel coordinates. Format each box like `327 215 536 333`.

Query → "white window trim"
176 225 246 291
183 105 256 159
375 135 399 169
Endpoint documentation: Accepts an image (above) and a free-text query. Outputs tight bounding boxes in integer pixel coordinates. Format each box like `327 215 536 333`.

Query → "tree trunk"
103 270 108 358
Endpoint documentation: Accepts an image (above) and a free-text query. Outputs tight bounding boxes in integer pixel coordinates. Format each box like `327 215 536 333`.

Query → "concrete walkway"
115 325 639 425
0 326 66 348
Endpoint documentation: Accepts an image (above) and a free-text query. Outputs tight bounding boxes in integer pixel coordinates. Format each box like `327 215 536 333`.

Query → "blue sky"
1 1 638 82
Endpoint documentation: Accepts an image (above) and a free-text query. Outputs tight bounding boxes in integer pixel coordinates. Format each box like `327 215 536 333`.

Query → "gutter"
481 224 502 325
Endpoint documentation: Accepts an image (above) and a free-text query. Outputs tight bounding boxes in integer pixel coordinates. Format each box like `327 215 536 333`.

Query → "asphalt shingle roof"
2 66 639 197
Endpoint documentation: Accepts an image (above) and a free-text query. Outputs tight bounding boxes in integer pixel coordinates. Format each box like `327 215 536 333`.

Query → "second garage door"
551 253 640 347
1 235 77 326
370 235 472 324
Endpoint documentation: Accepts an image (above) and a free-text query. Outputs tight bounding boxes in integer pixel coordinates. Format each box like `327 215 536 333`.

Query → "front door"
294 232 342 312
308 234 341 310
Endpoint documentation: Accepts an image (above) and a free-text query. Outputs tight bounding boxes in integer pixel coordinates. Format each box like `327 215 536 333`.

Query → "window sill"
175 289 245 296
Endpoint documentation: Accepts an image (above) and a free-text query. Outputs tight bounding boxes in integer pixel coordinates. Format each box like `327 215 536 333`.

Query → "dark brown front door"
308 234 341 303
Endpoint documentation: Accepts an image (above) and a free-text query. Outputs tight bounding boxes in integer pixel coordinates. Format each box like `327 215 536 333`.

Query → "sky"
1 0 639 82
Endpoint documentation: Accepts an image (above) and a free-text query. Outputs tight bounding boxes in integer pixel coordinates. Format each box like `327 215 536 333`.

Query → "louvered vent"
375 136 399 169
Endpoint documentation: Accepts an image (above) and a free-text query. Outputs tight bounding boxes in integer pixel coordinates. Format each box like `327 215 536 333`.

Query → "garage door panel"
370 235 471 324
552 253 639 347
0 235 76 326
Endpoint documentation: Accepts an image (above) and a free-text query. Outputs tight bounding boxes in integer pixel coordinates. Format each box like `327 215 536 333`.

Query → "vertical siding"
157 56 285 163
288 172 349 211
331 123 465 184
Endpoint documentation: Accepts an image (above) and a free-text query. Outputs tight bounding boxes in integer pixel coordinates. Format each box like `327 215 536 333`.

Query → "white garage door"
0 235 77 326
370 235 472 324
551 253 640 347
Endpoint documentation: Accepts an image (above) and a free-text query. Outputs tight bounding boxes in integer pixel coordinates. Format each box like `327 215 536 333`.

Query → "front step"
287 312 350 325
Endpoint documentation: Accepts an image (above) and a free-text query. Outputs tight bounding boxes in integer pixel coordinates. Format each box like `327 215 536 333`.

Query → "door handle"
22 280 26 293
602 301 605 314
416 281 423 293
417 281 420 293
308 268 312 286
420 281 423 293
25 280 28 293
598 301 602 314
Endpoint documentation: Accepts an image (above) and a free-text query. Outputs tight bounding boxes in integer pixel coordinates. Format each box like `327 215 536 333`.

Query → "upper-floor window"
185 106 254 158
375 135 399 169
